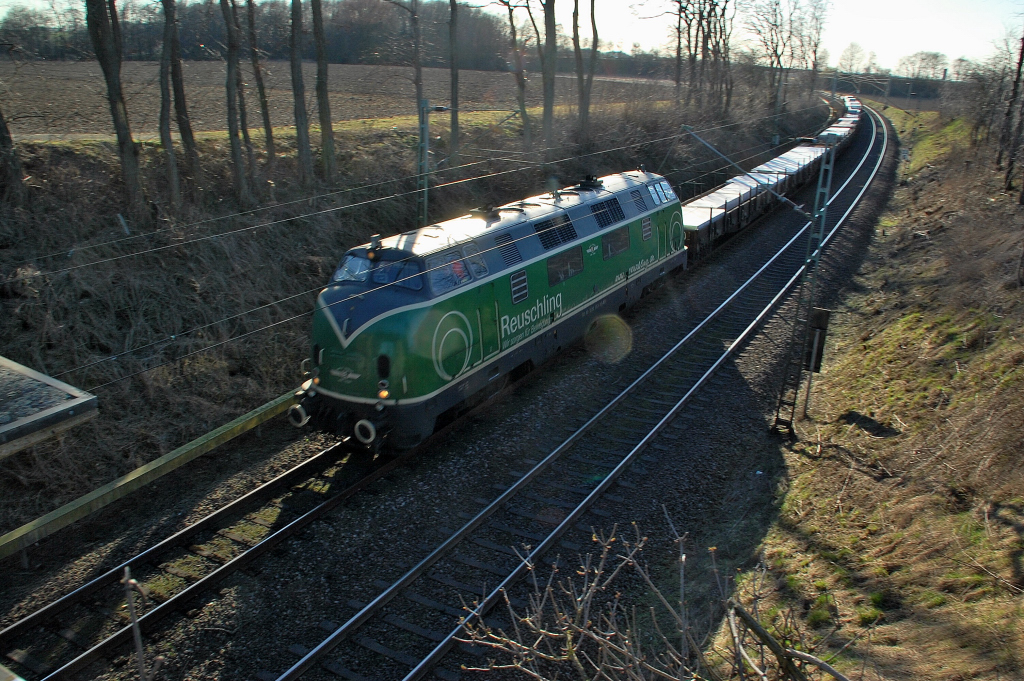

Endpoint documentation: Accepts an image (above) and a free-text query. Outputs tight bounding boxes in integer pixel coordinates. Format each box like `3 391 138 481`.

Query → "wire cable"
53 114 829 386
4 104 824 286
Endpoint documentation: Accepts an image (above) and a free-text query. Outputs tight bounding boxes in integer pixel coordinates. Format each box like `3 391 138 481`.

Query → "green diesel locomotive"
289 170 687 448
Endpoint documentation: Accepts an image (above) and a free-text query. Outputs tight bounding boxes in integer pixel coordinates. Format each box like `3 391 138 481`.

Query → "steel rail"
276 107 889 681
1 441 342 645
21 444 414 681
405 106 890 681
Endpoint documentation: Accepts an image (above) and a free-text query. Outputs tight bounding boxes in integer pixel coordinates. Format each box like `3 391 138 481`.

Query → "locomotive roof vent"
471 204 532 223
469 205 501 220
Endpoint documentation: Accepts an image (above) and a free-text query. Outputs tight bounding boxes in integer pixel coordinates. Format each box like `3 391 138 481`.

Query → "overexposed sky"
539 0 1021 70
0 0 1019 71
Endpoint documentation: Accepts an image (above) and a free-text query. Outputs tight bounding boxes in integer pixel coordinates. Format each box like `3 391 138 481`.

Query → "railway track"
265 106 889 681
0 106 889 681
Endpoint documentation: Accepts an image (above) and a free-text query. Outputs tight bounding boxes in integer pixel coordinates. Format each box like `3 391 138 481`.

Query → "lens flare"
584 314 633 364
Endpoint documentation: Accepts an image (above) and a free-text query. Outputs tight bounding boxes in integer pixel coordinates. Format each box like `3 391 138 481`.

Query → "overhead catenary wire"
71 132 817 392
53 133 800 384
3 103 823 287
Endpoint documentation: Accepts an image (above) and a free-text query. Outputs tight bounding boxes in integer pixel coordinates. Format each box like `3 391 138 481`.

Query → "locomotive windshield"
330 253 424 291
331 254 371 283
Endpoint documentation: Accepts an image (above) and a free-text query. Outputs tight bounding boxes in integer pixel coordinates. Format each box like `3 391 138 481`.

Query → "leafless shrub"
459 525 853 681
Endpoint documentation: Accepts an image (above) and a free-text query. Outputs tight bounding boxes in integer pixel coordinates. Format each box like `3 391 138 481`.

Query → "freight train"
288 99 864 449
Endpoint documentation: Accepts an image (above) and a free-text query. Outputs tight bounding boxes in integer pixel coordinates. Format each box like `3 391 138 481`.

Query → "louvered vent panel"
591 198 626 228
494 233 523 266
630 190 647 212
534 214 577 250
510 270 528 304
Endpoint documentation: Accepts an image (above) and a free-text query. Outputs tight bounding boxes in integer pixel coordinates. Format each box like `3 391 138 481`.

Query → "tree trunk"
85 0 148 223
231 0 257 189
542 0 556 160
246 0 275 177
1017 240 1024 285
290 0 315 186
0 99 25 207
1005 93 1024 190
998 32 1024 168
448 0 459 168
220 0 253 207
571 0 597 141
674 6 682 107
310 0 335 182
505 2 531 148
161 0 201 195
159 14 181 212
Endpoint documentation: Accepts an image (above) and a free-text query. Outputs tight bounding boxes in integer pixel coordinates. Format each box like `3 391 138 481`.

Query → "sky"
545 0 1022 71
0 0 1019 72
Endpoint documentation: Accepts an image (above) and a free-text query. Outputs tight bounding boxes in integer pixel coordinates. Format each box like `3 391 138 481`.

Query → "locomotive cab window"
547 246 584 286
660 181 677 200
331 254 371 283
425 250 472 295
602 225 631 259
648 185 663 205
371 259 424 291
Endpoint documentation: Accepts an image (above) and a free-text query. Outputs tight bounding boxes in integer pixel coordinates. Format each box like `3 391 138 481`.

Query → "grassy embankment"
724 104 1024 678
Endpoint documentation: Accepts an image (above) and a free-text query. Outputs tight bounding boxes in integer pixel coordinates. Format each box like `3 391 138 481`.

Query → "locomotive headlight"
377 379 389 399
313 377 320 385
375 401 385 411
377 389 390 399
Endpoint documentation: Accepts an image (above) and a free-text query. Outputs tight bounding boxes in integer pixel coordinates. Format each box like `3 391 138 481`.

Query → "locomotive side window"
425 249 472 294
547 246 584 286
647 185 663 205
331 254 371 283
462 244 490 278
660 181 677 200
510 270 529 304
652 183 668 204
602 225 631 260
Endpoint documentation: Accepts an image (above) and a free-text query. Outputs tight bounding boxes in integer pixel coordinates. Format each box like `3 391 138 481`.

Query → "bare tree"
837 41 863 74
529 0 556 159
85 0 148 222
290 0 315 186
0 99 25 206
158 5 181 211
385 0 425 152
997 31 1024 168
793 0 827 96
571 0 598 141
746 0 797 110
161 0 202 196
448 0 459 167
220 0 254 207
230 0 257 191
246 0 275 176
497 0 532 147
310 0 335 181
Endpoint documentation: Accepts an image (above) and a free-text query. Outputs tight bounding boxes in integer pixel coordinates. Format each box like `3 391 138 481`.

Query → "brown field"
0 60 667 139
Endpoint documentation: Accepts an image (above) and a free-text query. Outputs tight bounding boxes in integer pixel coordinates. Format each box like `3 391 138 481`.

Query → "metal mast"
772 137 837 435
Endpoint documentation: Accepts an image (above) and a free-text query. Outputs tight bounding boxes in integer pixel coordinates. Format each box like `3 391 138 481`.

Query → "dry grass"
735 106 1024 679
